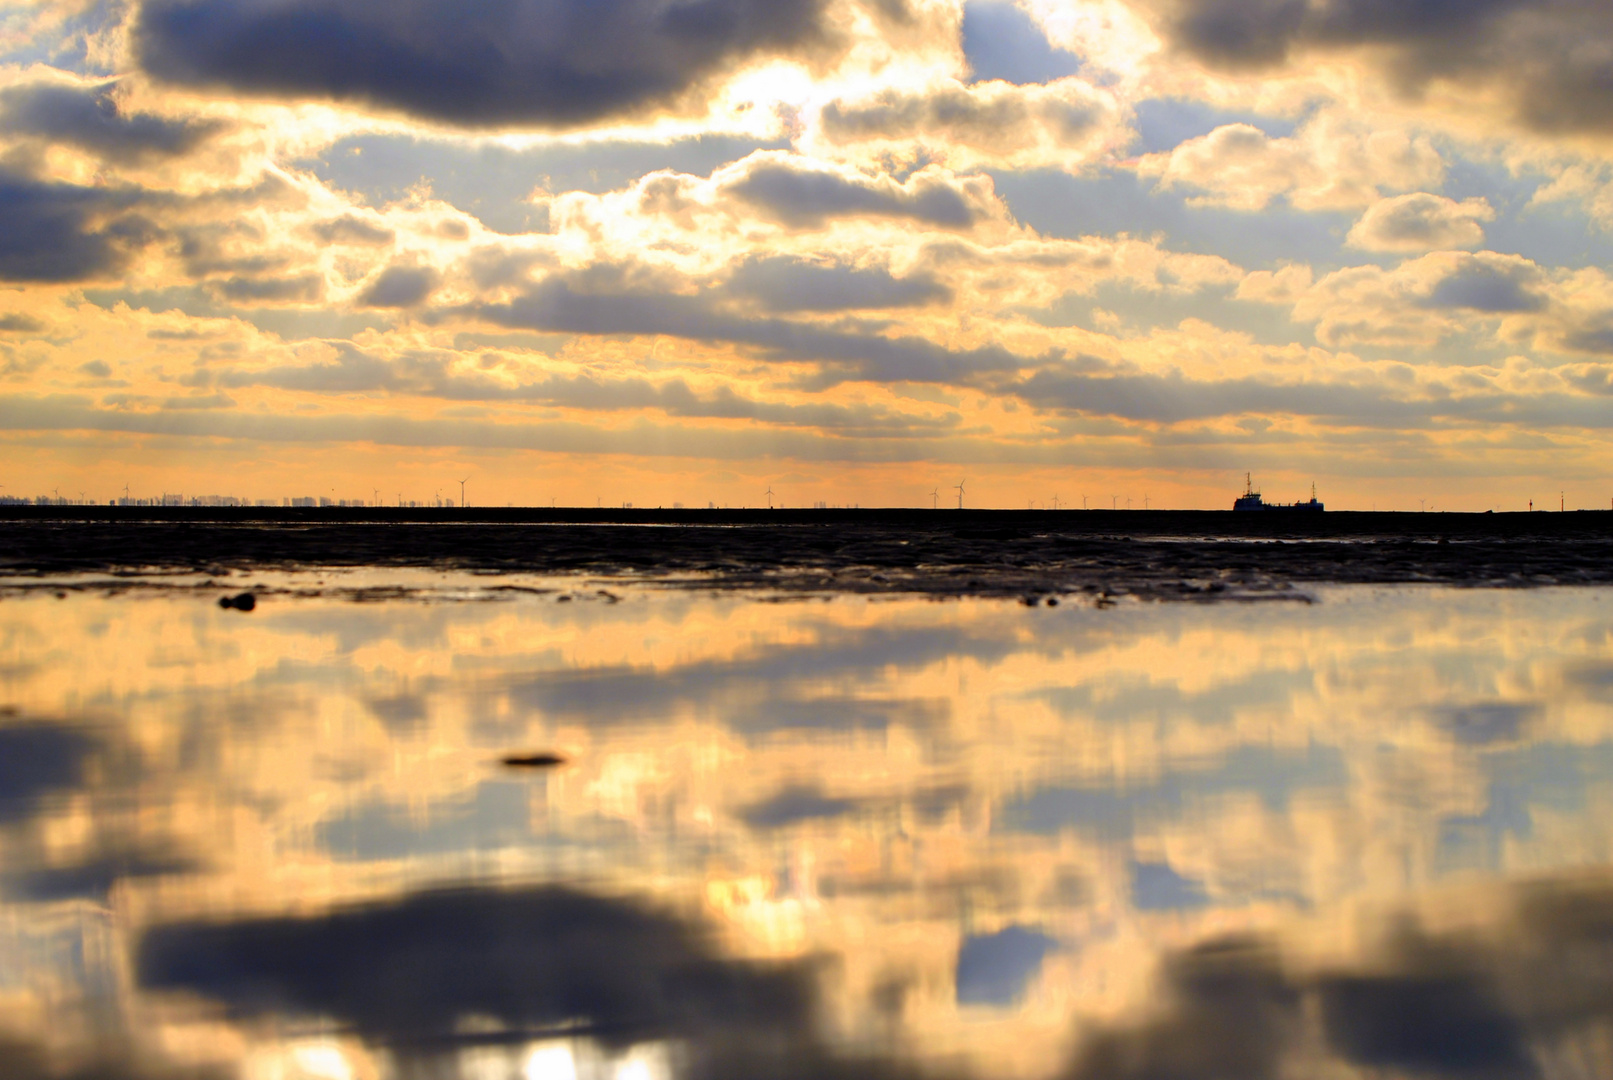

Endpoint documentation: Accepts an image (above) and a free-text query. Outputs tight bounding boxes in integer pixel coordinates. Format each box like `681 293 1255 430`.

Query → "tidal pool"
3 581 1613 1080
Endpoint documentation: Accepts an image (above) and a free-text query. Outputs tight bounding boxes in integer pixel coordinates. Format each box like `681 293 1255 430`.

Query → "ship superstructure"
1234 475 1324 511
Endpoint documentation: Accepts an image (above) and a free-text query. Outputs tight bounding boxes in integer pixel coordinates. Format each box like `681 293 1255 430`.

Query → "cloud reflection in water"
0 584 1610 1078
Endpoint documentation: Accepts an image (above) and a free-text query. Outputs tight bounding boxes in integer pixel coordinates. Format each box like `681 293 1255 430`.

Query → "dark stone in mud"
501 752 566 768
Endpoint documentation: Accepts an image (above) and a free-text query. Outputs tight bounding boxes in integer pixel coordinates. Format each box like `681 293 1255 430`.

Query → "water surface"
4 579 1613 1079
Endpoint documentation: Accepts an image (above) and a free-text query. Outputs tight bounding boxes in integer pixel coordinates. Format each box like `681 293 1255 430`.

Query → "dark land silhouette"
2 506 1610 599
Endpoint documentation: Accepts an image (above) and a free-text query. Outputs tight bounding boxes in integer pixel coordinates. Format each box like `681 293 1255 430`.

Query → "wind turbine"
765 485 774 509
373 488 379 507
954 480 965 510
930 488 938 509
1051 494 1061 510
458 478 468 508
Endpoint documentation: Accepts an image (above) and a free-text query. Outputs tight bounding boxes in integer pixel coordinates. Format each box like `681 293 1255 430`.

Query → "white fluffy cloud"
1137 113 1445 211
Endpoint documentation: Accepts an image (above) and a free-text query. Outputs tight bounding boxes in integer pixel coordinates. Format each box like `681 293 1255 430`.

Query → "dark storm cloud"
726 161 980 228
134 0 840 128
0 171 154 282
357 265 439 308
726 256 951 312
0 80 222 162
478 272 1028 383
138 883 819 1045
1158 0 1613 135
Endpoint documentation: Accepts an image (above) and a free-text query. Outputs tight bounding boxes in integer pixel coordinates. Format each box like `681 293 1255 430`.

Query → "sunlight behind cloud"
0 0 1608 505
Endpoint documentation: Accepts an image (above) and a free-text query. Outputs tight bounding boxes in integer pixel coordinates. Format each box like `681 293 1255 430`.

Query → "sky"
2 0 1613 509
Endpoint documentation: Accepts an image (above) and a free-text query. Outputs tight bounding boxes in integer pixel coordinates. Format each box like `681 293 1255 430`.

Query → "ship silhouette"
1234 474 1324 512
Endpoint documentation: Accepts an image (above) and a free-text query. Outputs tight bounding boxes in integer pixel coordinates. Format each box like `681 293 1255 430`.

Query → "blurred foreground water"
5 579 1613 1079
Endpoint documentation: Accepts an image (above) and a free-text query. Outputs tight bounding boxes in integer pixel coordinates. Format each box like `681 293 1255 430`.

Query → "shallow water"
4 581 1613 1079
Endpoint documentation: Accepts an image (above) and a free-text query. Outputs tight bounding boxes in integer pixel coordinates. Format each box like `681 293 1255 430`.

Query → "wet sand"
2 507 1610 599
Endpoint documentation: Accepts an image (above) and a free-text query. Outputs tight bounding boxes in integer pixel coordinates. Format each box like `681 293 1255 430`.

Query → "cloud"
357 264 438 308
0 78 222 163
218 344 403 392
0 1033 220 1080
814 77 1132 172
1059 873 1613 1080
0 170 154 282
210 273 323 303
308 214 394 247
1420 258 1547 313
138 883 819 1046
475 268 1031 384
0 313 45 332
1138 114 1444 211
726 255 950 311
0 723 94 823
1151 0 1613 136
740 785 859 827
217 344 963 433
721 156 988 228
2 846 196 902
1347 193 1496 252
133 0 843 128
1062 935 1302 1080
1287 251 1552 347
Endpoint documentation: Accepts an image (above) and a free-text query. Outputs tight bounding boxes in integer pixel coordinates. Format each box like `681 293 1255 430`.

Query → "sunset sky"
2 0 1613 509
